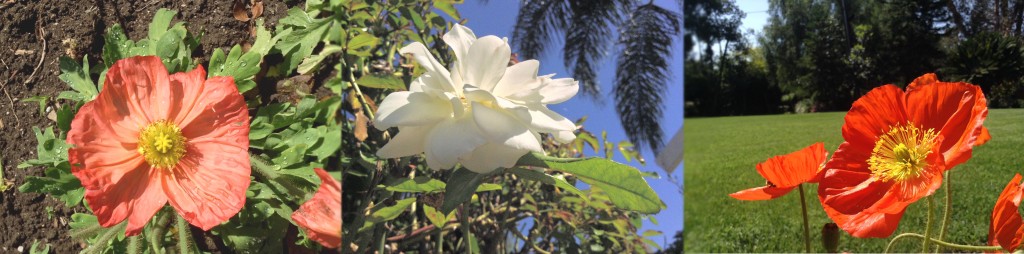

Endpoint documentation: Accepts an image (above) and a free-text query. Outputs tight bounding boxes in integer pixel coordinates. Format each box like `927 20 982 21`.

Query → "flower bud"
822 222 840 253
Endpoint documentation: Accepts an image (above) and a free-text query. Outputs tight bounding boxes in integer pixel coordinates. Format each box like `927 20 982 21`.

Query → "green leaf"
475 183 502 192
250 19 279 57
21 96 48 116
440 168 485 214
433 0 462 20
55 105 75 133
384 176 446 193
18 127 70 168
28 239 50 254
516 153 665 213
102 25 133 69
422 204 455 228
297 45 342 74
57 56 98 102
508 167 585 197
147 9 177 42
356 74 405 90
275 7 332 73
18 162 84 207
359 197 416 232
347 32 379 50
209 45 263 92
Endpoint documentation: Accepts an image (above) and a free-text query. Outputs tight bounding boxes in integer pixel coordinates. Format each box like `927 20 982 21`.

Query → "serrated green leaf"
384 176 445 193
102 25 132 69
148 9 177 42
21 96 48 116
516 153 665 213
57 56 97 102
276 8 332 73
356 74 405 90
440 168 485 214
250 19 278 56
55 105 74 133
18 162 84 207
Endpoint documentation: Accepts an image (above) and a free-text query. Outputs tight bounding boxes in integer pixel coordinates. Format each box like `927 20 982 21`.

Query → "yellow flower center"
138 120 187 169
868 123 938 183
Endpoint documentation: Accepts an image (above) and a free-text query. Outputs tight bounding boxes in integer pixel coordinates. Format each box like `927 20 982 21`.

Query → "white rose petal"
374 23 579 173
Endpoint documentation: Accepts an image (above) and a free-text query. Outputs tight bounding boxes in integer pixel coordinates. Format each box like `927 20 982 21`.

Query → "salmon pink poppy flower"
67 56 251 236
730 142 827 200
990 174 1024 252
292 168 341 249
818 73 988 238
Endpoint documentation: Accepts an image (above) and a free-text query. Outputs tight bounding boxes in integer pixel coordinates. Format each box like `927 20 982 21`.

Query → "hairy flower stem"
128 235 142 254
249 154 305 199
922 196 935 252
176 213 195 254
82 222 127 254
884 233 1002 252
935 171 952 253
798 184 811 253
148 208 172 251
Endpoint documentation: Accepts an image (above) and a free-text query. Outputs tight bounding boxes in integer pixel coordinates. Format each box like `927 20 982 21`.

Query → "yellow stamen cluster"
868 123 938 183
138 120 187 169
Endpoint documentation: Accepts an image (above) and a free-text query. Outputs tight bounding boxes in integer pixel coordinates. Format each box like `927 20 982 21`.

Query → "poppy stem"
798 184 811 253
884 233 1003 252
935 171 952 253
176 213 195 254
921 195 935 252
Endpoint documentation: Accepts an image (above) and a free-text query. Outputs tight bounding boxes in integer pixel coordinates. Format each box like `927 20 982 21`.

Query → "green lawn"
684 109 1024 252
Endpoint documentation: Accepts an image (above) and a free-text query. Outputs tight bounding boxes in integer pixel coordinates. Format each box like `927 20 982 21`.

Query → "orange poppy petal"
755 142 827 187
990 174 1024 252
822 177 891 214
904 74 987 169
67 97 145 172
167 64 209 126
729 185 797 201
102 56 173 123
977 126 992 146
841 85 909 154
71 152 168 236
821 196 906 238
176 76 250 142
162 144 250 231
292 168 342 248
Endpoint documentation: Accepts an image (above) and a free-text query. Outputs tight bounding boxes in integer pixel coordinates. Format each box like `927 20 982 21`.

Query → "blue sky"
739 1 771 44
458 0 684 247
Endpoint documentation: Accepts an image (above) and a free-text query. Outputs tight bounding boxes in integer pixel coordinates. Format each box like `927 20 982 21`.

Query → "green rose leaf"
516 152 665 213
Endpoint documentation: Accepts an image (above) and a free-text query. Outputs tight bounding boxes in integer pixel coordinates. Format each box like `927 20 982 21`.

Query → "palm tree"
510 0 682 153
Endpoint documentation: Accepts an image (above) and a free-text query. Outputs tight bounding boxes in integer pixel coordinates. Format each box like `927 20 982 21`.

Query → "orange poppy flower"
292 168 341 249
67 56 251 236
730 142 827 200
818 73 988 238
990 174 1024 252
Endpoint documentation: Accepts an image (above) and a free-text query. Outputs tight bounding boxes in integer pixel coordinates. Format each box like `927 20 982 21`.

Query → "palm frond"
614 4 681 154
511 0 569 60
563 0 632 99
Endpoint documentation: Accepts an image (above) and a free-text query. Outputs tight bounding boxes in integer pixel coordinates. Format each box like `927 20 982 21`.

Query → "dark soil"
0 0 293 252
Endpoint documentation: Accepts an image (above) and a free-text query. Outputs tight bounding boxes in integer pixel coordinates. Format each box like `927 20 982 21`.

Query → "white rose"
373 24 579 173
